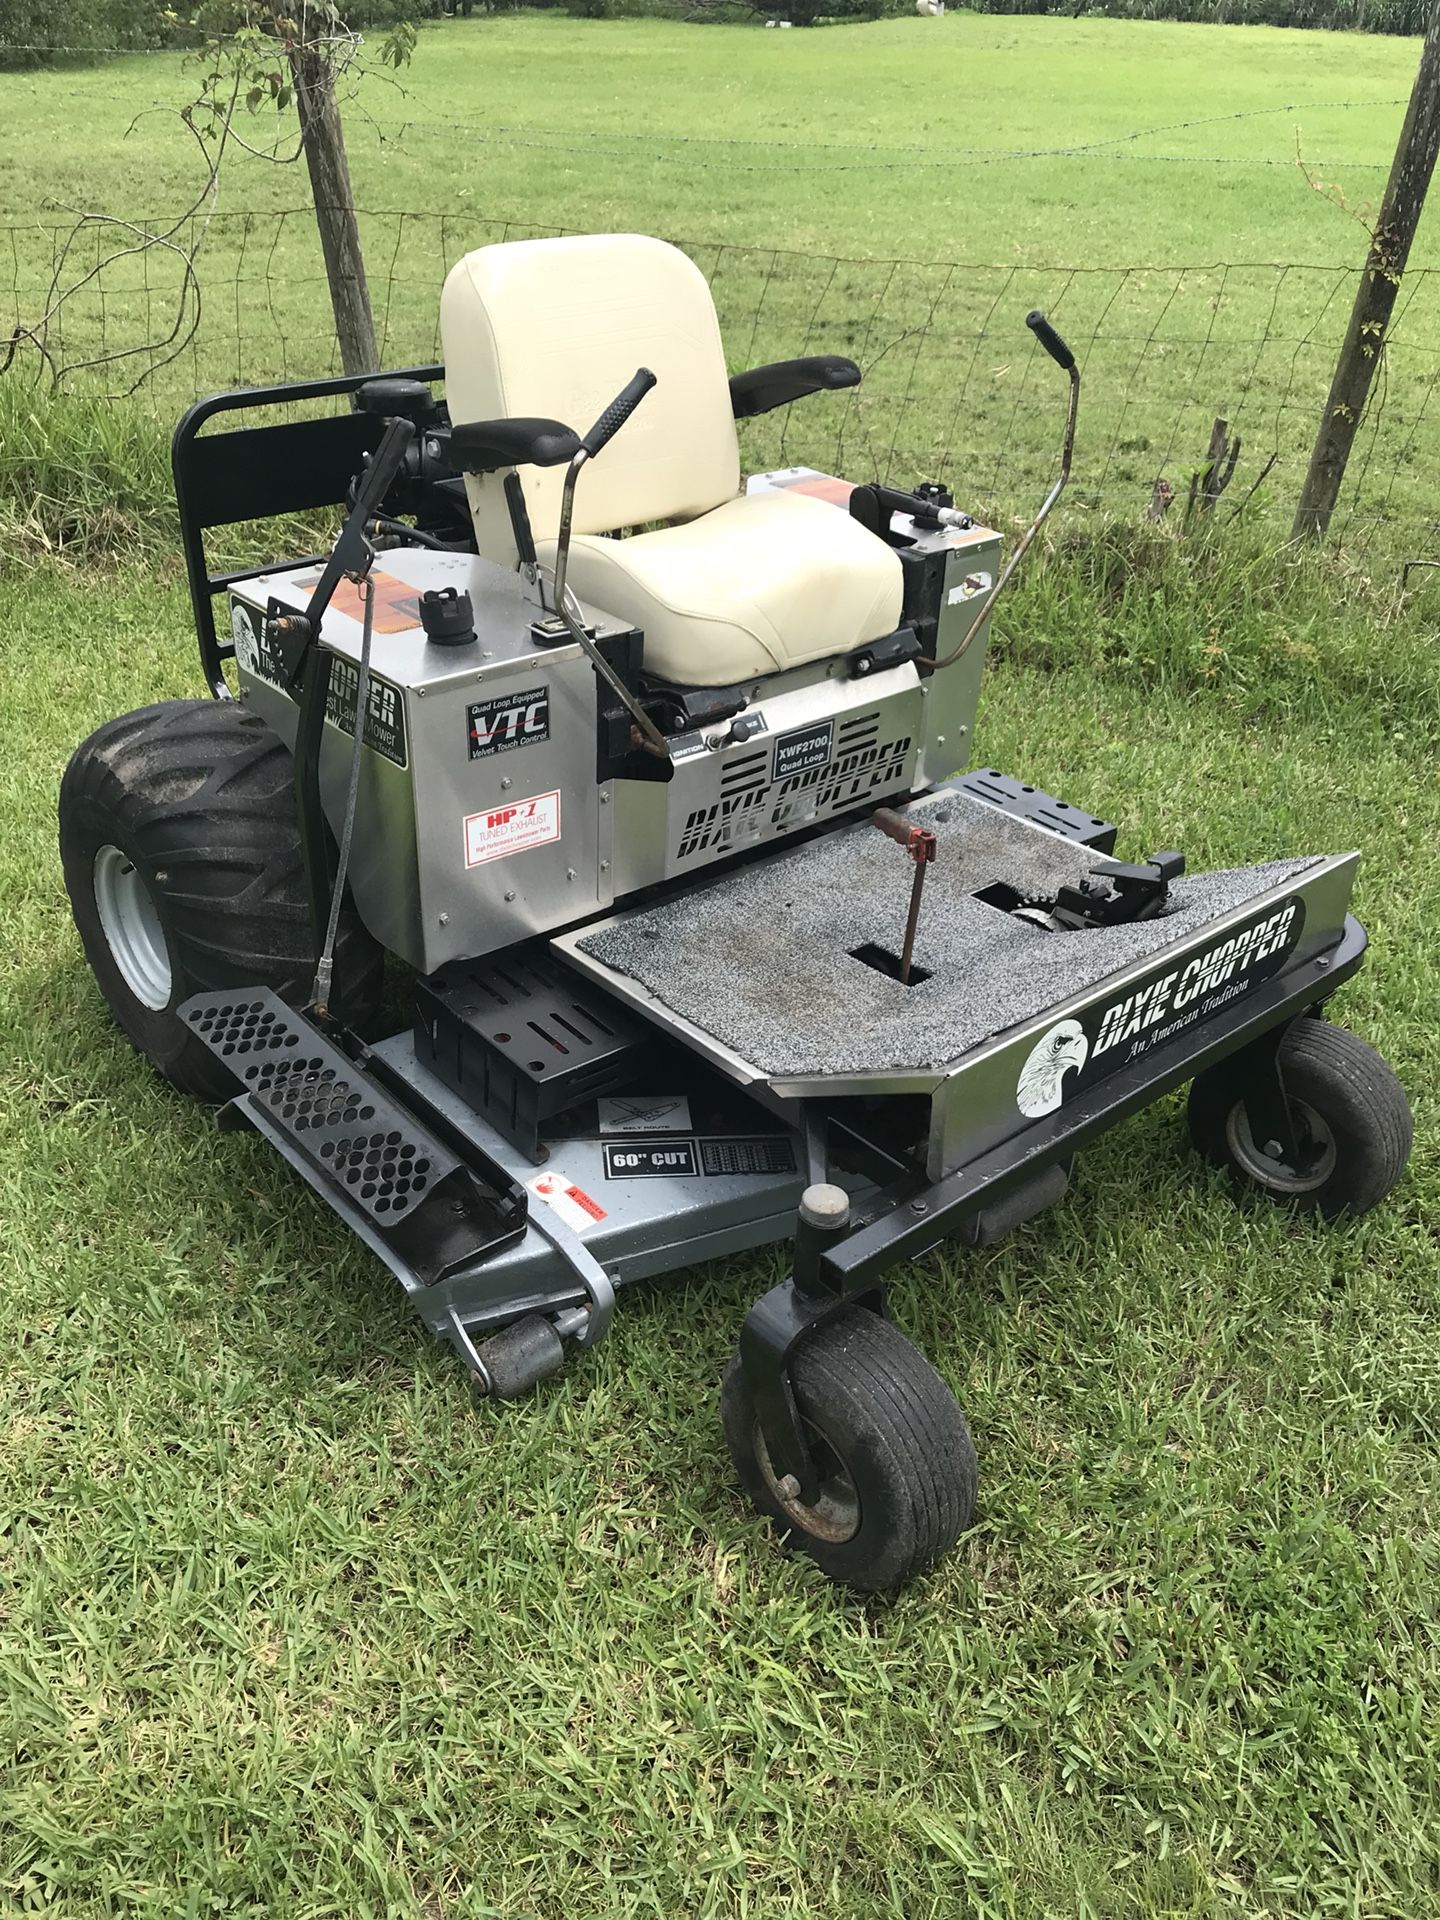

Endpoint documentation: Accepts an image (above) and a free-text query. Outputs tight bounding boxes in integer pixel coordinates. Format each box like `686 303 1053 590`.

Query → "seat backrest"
440 235 741 556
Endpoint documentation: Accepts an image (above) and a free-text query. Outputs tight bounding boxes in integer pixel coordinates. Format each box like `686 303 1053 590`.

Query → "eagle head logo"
1016 1018 1089 1118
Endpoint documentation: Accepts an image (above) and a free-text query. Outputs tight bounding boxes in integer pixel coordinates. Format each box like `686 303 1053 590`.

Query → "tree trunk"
289 40 377 377
1292 7 1440 540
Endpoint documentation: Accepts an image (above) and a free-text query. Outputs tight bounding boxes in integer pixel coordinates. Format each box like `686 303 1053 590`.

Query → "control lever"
929 308 1080 669
849 480 973 538
545 367 670 758
872 807 938 986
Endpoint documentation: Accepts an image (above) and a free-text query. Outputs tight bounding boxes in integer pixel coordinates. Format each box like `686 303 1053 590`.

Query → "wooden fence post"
1292 5 1440 540
289 38 378 378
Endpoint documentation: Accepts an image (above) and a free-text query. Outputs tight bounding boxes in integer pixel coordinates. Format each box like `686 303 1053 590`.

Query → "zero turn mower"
60 235 1413 1590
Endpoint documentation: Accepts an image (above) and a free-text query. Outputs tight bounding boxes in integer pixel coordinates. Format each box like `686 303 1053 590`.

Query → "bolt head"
438 912 450 927
775 1473 803 1503
504 890 517 903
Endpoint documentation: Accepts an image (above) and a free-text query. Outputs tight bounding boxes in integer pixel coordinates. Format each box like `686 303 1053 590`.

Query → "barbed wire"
380 121 1399 171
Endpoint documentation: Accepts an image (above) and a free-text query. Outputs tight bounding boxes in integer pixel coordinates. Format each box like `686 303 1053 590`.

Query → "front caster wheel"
721 1307 977 1593
1188 1019 1412 1220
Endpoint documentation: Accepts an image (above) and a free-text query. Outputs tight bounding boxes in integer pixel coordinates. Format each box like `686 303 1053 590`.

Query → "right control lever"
930 308 1080 669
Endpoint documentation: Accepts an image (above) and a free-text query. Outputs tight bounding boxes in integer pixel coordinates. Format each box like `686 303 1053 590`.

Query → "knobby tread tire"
60 699 383 1101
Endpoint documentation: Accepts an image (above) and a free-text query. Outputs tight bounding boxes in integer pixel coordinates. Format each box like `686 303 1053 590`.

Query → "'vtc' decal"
467 686 550 759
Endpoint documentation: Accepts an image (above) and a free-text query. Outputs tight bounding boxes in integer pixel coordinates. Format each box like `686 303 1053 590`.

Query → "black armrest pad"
728 355 861 420
446 416 581 472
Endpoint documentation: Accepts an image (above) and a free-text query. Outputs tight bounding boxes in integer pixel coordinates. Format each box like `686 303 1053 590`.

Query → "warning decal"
526 1170 607 1234
464 791 561 868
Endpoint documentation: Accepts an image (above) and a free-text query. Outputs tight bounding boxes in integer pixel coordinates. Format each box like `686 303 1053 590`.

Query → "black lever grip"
582 367 657 458
1025 310 1076 373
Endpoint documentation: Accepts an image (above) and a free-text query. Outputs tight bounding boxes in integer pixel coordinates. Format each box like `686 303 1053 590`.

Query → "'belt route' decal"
1015 895 1306 1118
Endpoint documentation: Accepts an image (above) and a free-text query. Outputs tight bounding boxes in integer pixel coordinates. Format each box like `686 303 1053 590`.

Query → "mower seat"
440 233 904 686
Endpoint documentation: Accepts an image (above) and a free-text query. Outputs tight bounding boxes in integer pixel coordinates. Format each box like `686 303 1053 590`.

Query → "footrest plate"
180 989 523 1285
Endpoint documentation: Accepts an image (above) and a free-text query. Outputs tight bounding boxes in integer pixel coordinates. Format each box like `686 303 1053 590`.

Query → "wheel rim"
93 844 172 1011
753 1417 861 1544
1225 1097 1337 1195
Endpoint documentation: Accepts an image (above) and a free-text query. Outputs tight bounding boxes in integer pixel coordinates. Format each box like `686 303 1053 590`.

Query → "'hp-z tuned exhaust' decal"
1015 895 1306 1117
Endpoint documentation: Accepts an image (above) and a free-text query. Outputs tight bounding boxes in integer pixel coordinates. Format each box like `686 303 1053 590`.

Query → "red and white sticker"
464 790 561 868
526 1170 607 1235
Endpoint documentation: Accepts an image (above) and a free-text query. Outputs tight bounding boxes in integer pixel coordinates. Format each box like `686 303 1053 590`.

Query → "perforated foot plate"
181 989 524 1284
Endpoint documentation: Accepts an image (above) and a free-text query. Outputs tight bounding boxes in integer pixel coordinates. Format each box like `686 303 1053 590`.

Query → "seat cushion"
538 488 905 686
441 235 741 552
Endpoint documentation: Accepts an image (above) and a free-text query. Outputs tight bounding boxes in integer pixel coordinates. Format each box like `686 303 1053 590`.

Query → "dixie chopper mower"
61 236 1413 1590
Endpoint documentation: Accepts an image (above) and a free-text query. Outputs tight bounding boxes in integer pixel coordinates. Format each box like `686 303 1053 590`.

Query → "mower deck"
566 788 1330 1081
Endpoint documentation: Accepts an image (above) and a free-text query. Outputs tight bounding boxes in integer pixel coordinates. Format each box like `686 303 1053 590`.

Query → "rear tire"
59 699 383 1101
1187 1018 1411 1220
722 1307 977 1592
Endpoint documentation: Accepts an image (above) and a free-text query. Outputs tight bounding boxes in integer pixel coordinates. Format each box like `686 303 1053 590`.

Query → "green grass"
3 13 1440 541
3 533 1438 1916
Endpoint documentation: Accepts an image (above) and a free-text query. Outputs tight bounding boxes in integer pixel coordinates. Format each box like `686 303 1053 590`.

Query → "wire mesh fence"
5 203 1439 549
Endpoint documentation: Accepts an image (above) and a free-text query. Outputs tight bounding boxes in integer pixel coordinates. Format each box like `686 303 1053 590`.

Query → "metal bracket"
738 1275 885 1504
1232 1021 1310 1170
517 1200 617 1349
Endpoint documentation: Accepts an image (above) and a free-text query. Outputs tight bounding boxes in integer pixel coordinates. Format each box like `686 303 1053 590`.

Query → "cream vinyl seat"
439 233 904 687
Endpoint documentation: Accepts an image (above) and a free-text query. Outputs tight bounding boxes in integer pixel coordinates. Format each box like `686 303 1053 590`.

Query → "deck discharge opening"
849 942 933 987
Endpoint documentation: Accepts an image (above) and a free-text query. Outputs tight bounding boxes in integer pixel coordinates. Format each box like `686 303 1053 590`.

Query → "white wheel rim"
93 844 172 1011
1225 1098 1337 1195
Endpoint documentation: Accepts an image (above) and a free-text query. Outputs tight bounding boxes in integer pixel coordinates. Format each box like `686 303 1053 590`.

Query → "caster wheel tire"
472 1314 566 1400
59 699 384 1102
722 1307 977 1593
1188 1019 1411 1220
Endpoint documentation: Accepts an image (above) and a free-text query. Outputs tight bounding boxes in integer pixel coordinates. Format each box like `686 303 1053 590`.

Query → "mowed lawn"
3 13 1440 532
3 532 1438 1915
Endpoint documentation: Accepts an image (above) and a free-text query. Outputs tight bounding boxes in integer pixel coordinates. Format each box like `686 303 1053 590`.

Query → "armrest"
444 416 582 473
728 355 861 420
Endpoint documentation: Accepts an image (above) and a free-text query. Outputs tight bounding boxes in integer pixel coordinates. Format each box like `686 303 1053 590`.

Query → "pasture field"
3 15 1440 1918
2 12 1440 537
